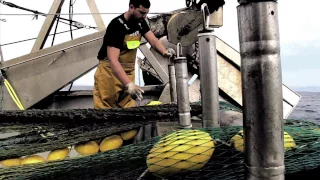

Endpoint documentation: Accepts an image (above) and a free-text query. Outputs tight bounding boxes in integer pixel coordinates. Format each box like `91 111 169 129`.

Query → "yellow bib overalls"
93 32 142 109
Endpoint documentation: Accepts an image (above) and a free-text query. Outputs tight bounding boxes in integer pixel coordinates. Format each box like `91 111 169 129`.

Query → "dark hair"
129 0 150 8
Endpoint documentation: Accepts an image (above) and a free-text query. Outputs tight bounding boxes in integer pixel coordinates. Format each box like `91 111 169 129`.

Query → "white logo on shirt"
118 18 130 30
128 30 140 36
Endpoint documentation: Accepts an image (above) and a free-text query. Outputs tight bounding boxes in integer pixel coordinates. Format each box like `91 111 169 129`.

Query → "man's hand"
163 48 176 59
125 82 145 101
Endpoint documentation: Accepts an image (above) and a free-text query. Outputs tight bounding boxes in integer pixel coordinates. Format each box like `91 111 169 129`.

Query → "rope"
0 71 4 110
0 69 25 110
1 75 25 110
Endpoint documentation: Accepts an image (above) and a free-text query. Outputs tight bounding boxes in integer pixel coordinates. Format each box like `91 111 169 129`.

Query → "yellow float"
147 129 215 175
21 155 45 165
1 158 21 168
74 141 99 156
47 147 70 161
100 135 123 152
146 101 162 106
230 130 297 152
121 129 138 141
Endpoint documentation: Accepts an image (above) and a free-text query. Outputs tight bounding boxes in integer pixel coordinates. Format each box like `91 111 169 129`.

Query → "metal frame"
139 41 169 84
86 0 106 31
31 0 65 52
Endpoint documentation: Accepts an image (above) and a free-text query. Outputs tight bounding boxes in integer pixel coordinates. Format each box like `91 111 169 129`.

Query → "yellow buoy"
74 141 99 156
146 101 162 106
230 130 297 152
121 129 138 140
100 135 123 152
47 148 70 161
230 130 244 152
21 155 45 165
1 158 21 168
312 128 320 133
147 129 215 175
284 131 296 150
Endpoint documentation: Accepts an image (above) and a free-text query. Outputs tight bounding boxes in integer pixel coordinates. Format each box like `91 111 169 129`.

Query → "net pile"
0 118 319 180
0 101 319 180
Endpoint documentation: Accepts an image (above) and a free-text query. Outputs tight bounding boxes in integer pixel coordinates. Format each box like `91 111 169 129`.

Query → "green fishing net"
0 119 319 180
0 101 319 180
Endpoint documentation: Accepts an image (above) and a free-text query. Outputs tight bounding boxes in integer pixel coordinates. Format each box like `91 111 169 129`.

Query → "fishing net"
0 102 319 180
0 120 319 179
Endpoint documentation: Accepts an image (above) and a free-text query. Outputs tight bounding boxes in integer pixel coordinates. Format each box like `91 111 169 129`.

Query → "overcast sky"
1 0 320 89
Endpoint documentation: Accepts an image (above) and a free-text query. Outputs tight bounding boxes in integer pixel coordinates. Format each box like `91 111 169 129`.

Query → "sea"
288 91 320 124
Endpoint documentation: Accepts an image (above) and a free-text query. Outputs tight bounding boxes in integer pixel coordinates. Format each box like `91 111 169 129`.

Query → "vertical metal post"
0 44 4 63
237 1 284 180
198 4 220 128
174 43 192 128
168 61 177 103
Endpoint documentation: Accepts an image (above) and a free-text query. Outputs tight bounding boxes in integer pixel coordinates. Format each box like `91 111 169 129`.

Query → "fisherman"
94 0 175 109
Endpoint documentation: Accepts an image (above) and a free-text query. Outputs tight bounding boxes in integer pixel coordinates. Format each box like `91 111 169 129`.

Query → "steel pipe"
237 1 284 180
0 40 4 63
198 3 220 128
174 43 191 128
168 62 177 103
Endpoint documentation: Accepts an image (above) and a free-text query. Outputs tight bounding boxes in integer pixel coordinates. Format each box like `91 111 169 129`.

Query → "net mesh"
0 119 319 179
0 102 319 180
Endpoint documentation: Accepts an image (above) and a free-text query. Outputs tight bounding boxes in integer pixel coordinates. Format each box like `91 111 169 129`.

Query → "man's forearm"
109 59 131 86
152 39 167 56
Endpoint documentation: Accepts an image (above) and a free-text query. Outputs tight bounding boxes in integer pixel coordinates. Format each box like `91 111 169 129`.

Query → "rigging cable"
0 0 96 47
0 0 97 29
51 14 60 47
66 0 77 94
0 28 82 47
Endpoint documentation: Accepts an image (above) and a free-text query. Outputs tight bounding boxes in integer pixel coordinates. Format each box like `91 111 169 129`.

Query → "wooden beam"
31 0 65 53
86 0 106 31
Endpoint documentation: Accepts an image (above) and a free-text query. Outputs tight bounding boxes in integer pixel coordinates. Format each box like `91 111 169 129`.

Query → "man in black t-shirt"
94 0 175 109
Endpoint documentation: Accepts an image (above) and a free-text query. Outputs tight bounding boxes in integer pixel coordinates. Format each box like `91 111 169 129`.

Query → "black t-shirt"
97 14 150 60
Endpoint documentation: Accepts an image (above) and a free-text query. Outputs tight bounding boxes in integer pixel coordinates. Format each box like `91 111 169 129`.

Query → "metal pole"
168 61 177 103
174 43 192 128
0 46 3 63
237 1 284 180
0 40 4 63
198 4 220 128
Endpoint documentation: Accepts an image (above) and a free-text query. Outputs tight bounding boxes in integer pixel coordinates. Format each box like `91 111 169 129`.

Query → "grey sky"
0 0 319 88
